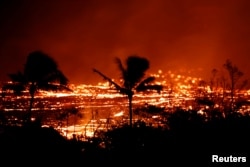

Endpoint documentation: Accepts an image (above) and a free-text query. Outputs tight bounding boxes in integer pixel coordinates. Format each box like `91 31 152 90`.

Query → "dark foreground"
1 112 250 166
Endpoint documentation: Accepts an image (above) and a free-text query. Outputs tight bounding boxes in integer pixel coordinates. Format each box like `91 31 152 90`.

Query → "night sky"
1 0 250 84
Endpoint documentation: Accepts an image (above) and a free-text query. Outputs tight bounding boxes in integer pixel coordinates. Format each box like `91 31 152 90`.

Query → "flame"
3 69 250 140
113 111 124 117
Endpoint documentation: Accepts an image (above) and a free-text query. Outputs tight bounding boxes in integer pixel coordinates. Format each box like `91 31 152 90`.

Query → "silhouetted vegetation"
2 50 71 124
195 59 249 116
1 108 250 166
1 55 250 166
93 55 163 127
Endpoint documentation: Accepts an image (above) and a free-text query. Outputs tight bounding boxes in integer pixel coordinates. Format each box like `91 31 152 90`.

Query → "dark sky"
1 0 250 84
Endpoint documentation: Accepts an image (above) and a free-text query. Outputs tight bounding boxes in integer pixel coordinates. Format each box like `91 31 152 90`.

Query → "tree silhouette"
93 55 163 127
223 59 244 111
3 50 71 124
201 59 249 114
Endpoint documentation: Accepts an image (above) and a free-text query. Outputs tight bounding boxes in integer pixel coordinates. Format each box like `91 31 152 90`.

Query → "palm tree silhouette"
93 55 163 127
3 50 71 124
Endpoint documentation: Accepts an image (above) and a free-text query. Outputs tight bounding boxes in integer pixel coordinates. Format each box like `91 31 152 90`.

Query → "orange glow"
2 70 250 140
1 1 250 85
113 111 124 117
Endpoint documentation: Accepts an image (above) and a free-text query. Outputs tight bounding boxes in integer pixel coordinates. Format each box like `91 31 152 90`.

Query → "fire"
113 111 124 117
2 69 250 140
